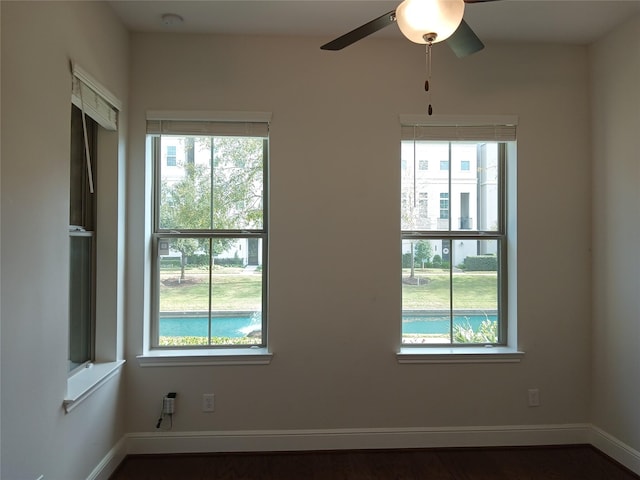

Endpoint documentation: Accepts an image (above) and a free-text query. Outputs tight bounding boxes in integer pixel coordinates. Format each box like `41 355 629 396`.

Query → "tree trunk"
410 242 415 279
180 253 186 282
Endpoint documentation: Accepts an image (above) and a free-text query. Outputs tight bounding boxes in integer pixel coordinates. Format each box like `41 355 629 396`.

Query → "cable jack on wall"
156 392 176 430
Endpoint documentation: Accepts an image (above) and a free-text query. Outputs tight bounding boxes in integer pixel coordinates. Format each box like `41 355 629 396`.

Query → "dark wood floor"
110 445 639 480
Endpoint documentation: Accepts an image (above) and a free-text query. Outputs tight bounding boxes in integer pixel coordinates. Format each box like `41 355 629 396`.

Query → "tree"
414 240 432 268
160 136 264 280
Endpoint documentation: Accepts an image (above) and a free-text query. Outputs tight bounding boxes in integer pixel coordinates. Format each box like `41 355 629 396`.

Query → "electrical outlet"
528 388 540 407
163 392 177 415
202 393 215 412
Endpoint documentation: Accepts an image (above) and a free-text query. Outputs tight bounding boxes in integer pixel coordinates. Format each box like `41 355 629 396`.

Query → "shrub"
159 336 258 346
213 257 244 267
160 258 182 269
463 255 498 271
453 319 498 344
186 253 210 267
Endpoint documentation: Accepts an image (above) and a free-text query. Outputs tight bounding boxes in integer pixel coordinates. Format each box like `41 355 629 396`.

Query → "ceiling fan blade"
446 19 485 58
321 10 396 51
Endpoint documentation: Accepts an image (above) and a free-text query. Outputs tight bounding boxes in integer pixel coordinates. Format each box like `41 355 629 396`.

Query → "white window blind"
400 114 517 141
71 64 121 194
71 65 120 131
146 111 271 138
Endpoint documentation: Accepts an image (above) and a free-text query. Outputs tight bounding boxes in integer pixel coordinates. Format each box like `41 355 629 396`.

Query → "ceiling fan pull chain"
425 42 433 115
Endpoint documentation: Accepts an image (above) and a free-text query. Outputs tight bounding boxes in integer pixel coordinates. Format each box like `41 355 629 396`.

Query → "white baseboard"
124 423 591 455
87 436 128 480
590 425 640 475
90 424 640 479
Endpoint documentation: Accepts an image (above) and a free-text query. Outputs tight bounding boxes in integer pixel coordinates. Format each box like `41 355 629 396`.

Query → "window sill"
137 347 273 367
63 360 126 413
396 346 524 364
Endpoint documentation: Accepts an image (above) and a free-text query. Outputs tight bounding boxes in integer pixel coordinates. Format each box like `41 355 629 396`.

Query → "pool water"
159 316 262 338
402 314 496 335
159 314 497 338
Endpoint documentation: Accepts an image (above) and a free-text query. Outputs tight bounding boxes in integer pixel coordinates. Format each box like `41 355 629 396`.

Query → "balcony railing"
459 217 473 229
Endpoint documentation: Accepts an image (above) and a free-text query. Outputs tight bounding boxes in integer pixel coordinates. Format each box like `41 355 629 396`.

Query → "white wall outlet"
528 388 540 407
202 393 215 412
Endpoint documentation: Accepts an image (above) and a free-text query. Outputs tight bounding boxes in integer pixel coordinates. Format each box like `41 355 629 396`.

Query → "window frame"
147 113 271 352
399 115 517 351
69 105 98 373
64 65 125 412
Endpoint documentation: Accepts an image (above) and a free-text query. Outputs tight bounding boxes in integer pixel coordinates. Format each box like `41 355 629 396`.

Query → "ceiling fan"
321 0 499 58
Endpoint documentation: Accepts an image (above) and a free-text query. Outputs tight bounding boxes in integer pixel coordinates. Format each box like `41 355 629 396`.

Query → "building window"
69 105 97 371
439 192 449 219
461 160 470 171
148 115 270 349
418 192 429 219
419 159 428 170
400 119 516 346
440 160 449 170
166 145 177 166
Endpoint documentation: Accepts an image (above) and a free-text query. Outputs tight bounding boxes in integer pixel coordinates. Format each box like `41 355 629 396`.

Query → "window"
440 160 449 170
148 114 270 349
64 65 124 411
461 160 470 171
166 145 177 166
400 119 516 346
68 67 120 374
439 192 449 220
419 159 428 170
418 192 429 220
69 105 97 371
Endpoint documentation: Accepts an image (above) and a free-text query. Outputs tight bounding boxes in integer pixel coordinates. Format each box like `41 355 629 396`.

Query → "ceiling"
108 0 640 46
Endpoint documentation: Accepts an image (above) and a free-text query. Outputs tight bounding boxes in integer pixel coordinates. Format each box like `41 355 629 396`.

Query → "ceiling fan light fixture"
395 0 465 44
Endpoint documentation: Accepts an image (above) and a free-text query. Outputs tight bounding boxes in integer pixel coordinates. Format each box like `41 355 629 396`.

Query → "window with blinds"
148 113 271 349
69 65 120 372
400 116 517 346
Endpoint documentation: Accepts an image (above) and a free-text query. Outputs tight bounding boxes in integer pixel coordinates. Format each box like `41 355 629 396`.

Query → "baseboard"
91 424 640 478
124 423 591 455
87 436 128 480
590 425 640 475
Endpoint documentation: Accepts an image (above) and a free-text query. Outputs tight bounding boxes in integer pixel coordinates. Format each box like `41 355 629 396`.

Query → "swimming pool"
402 313 497 335
159 315 262 338
159 312 497 338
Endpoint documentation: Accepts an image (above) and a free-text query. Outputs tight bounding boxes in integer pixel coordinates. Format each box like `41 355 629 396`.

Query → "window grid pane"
153 131 268 349
69 105 96 371
401 137 508 346
69 234 94 368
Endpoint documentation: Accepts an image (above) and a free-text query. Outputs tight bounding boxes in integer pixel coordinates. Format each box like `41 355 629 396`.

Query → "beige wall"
126 33 592 433
1 2 129 479
4 2 637 477
590 15 640 454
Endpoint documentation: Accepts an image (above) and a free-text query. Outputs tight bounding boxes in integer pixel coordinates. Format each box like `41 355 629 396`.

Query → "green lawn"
159 267 497 312
402 269 497 310
159 268 262 311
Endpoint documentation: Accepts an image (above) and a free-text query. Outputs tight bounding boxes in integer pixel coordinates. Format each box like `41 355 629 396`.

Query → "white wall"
126 33 592 433
0 2 129 479
8 3 638 476
590 15 640 454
